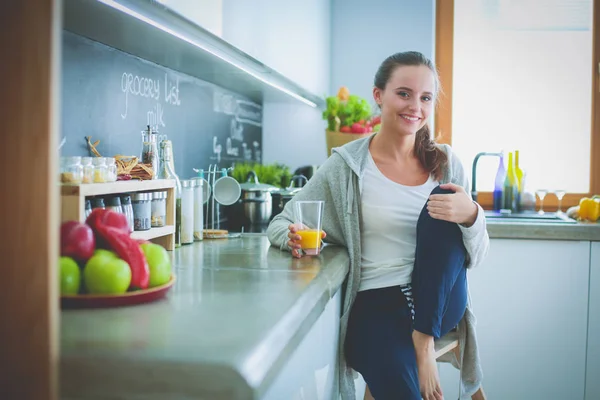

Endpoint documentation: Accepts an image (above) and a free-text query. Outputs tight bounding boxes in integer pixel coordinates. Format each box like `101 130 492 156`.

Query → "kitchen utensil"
271 174 308 218
213 168 241 206
239 170 278 225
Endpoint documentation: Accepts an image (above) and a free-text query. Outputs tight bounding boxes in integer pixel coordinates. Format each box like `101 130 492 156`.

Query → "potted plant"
322 86 381 156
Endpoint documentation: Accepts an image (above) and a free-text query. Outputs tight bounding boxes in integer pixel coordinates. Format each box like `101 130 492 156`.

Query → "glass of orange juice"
294 200 324 255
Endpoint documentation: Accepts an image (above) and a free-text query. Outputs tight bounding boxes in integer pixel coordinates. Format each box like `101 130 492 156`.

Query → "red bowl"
60 275 176 309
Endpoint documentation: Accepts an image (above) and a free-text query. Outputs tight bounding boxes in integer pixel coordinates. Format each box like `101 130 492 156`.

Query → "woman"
267 51 489 400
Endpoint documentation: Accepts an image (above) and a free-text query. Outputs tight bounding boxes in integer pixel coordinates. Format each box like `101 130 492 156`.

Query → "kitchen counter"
487 219 600 241
60 237 350 400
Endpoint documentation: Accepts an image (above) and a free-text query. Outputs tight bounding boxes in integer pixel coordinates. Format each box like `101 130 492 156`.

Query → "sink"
484 210 577 224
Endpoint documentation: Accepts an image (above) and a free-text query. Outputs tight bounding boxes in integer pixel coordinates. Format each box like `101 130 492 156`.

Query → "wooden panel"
434 0 454 145
60 179 176 197
476 192 587 212
0 1 60 400
592 0 600 195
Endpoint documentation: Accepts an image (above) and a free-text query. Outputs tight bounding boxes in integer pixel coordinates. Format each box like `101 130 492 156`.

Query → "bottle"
502 151 518 212
514 150 524 211
160 147 182 247
518 172 536 211
493 154 506 211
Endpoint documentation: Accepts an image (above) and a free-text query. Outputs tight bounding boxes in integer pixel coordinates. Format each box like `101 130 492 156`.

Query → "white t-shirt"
359 152 439 292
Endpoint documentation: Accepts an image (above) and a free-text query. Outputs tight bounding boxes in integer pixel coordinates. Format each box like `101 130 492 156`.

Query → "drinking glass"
553 190 567 213
535 189 548 214
294 201 324 256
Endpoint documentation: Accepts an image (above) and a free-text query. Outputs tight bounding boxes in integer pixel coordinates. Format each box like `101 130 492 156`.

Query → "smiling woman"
435 0 600 211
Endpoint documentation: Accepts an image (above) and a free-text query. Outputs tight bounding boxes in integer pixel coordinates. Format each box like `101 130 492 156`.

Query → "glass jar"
192 178 204 241
105 157 118 182
120 195 135 233
92 157 107 183
81 157 94 184
60 156 83 184
91 197 105 209
105 196 123 214
85 199 92 218
151 191 167 228
181 180 194 245
132 192 152 231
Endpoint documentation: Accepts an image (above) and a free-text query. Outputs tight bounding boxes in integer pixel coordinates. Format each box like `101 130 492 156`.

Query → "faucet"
471 151 503 202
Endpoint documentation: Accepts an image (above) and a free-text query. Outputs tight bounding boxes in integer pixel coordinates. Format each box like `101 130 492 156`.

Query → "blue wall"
330 0 436 106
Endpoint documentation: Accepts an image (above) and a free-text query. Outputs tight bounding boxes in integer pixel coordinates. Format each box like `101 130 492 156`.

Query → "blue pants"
345 186 468 400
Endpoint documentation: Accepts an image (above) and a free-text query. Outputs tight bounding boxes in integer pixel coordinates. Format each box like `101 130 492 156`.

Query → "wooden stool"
363 331 486 400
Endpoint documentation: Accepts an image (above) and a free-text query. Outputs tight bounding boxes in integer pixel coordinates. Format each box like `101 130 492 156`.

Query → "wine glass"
554 190 567 214
535 189 548 215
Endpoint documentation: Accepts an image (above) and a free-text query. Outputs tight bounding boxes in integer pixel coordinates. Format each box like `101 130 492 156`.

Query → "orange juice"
297 229 322 254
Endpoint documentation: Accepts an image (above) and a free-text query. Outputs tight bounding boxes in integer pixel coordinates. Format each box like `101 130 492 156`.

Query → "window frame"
434 0 600 210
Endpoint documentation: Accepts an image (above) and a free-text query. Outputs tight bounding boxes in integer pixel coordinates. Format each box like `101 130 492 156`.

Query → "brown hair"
374 51 448 181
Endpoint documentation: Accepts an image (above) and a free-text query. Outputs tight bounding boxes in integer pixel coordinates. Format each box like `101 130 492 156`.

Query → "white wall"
330 0 436 103
222 0 331 170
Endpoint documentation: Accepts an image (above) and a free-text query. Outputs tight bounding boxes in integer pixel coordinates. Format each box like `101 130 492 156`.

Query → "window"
435 0 599 209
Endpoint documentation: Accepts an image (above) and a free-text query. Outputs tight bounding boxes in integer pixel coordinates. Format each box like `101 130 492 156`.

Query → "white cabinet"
439 239 590 400
263 288 341 400
586 242 600 400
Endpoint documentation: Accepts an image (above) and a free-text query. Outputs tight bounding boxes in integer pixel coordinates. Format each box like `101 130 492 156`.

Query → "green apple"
84 254 131 294
141 243 172 287
59 256 81 295
93 249 119 259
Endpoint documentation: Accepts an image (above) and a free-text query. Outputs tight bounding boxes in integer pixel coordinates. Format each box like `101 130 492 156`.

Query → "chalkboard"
60 31 263 180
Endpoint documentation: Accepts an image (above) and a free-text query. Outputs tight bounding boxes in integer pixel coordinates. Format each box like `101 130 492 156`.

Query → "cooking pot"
239 171 278 225
271 175 308 219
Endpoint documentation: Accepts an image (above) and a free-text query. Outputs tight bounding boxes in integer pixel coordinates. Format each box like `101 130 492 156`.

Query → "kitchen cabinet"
586 242 600 400
439 239 590 400
263 288 341 400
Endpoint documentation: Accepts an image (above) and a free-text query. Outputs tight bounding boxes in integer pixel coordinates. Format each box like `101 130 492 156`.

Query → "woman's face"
374 65 436 136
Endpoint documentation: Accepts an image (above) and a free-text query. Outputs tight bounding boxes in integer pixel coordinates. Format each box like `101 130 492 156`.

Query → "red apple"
60 221 96 262
86 209 130 249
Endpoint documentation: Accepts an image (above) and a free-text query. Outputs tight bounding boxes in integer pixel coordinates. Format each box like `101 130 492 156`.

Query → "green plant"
322 90 372 131
231 162 293 188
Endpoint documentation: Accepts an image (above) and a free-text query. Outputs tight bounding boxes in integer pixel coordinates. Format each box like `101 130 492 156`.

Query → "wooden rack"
61 179 176 250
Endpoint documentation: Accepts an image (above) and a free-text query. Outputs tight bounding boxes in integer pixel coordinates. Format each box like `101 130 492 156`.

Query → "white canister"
192 178 204 241
181 180 195 245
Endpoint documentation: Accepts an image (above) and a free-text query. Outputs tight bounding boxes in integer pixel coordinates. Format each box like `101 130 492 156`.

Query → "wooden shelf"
61 179 177 250
130 225 175 241
61 179 176 197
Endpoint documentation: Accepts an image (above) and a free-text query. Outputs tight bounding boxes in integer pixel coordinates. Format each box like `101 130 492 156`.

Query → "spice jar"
181 180 194 245
92 157 107 183
91 197 105 209
120 195 134 233
132 192 152 231
85 199 92 218
60 156 83 184
105 196 123 214
151 191 167 228
81 157 94 184
105 157 118 182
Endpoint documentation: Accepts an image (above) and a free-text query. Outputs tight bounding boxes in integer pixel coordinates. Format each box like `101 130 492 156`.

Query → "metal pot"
271 175 308 218
239 171 278 225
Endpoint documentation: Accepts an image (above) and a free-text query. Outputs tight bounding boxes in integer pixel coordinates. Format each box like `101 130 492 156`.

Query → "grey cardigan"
267 135 490 399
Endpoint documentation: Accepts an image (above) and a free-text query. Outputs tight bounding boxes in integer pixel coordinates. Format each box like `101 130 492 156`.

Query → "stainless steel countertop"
487 220 600 241
60 237 350 400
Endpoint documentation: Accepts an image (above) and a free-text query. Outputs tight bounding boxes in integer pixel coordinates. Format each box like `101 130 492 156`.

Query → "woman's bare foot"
412 330 443 400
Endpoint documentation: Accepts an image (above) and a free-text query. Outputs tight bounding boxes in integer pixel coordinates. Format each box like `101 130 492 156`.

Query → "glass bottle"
92 157 107 183
502 151 518 212
181 180 195 245
160 147 182 247
514 150 524 211
105 157 118 182
493 154 505 211
60 156 83 184
141 125 159 180
120 195 135 233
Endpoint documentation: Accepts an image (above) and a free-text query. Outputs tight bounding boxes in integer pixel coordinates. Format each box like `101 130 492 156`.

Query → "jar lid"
152 191 167 200
91 197 105 207
132 192 152 201
81 157 92 165
181 180 195 188
92 157 106 166
120 194 132 205
106 196 122 207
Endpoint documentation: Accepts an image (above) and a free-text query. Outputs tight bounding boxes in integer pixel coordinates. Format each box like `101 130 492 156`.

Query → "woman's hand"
287 224 327 258
427 183 479 226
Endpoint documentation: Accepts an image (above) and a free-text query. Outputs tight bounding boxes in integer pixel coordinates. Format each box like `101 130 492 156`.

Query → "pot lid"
272 175 308 196
239 170 278 191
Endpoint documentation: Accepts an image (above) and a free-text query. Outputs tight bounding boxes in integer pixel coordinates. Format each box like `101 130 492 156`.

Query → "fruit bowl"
60 275 176 309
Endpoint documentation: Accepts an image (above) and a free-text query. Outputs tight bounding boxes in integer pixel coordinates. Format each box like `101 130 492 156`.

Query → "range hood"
63 0 326 109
